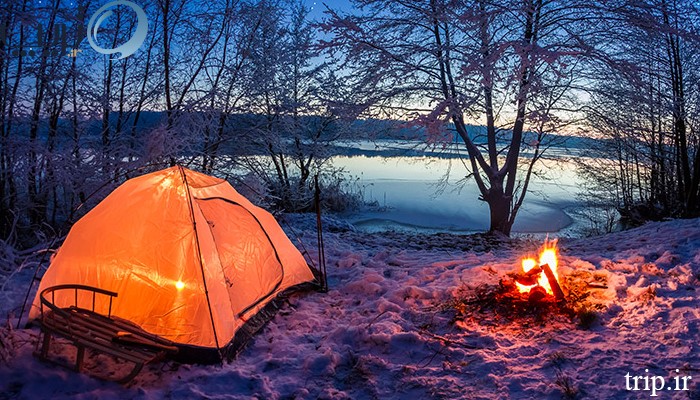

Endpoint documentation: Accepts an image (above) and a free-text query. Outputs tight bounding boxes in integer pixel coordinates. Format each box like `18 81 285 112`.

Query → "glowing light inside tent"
162 176 174 187
175 280 185 290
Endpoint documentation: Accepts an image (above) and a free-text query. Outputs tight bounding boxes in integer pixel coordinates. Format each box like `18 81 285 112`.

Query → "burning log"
541 263 565 301
513 266 543 287
527 286 549 304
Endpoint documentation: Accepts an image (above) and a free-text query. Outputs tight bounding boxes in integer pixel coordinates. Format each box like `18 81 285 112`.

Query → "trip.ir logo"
0 0 147 59
625 369 692 397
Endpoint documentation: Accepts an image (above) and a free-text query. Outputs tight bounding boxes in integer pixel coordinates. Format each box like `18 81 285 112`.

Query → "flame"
515 239 560 295
521 258 537 273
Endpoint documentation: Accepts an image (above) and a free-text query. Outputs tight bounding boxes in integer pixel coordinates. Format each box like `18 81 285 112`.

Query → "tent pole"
178 165 224 362
314 175 328 292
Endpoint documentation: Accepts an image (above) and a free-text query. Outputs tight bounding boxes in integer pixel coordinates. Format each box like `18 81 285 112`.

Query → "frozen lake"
330 145 591 236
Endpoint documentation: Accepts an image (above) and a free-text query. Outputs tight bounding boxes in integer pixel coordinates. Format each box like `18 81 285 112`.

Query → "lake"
329 141 597 237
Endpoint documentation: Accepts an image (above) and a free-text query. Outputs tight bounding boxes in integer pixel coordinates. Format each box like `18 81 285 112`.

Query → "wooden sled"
35 284 178 383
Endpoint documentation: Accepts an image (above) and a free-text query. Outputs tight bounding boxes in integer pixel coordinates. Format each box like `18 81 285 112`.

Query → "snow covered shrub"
260 170 366 214
0 236 23 302
0 323 16 365
576 307 598 330
144 125 191 165
571 205 620 237
318 171 365 213
554 368 579 399
233 173 274 209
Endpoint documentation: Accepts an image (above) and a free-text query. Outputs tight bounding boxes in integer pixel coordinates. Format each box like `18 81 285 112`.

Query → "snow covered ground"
1 216 698 399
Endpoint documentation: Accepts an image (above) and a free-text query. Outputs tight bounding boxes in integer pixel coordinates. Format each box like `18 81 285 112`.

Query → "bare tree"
238 0 357 211
199 0 264 173
579 0 700 221
321 0 594 235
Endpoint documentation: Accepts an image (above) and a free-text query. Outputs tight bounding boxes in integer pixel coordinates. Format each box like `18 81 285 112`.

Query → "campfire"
449 238 610 329
513 239 566 301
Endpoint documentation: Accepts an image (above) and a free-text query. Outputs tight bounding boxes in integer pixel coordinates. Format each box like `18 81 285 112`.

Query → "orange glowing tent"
30 166 315 362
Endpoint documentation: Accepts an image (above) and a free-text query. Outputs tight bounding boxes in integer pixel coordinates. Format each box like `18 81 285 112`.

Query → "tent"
30 166 316 362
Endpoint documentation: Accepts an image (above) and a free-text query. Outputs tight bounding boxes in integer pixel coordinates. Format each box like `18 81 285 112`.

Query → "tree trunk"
487 186 512 235
27 0 61 226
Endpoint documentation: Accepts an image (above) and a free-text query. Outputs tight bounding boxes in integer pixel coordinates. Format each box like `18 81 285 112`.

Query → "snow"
1 217 699 399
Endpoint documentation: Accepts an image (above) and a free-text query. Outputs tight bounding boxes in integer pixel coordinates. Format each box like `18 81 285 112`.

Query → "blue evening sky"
304 0 355 20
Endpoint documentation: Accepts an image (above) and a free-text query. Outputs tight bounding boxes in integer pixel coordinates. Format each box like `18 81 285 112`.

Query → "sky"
305 0 355 21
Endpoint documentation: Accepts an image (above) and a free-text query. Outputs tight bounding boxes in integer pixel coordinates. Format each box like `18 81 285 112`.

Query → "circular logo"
87 0 148 59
